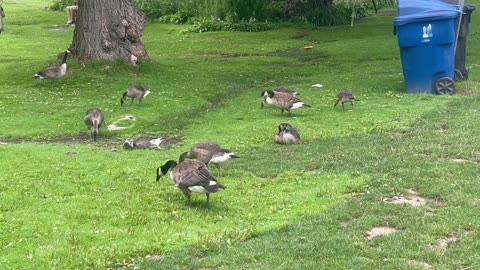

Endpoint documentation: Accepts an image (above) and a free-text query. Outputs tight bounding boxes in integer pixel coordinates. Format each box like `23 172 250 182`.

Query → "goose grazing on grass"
33 49 70 85
261 90 310 115
275 123 300 145
179 141 239 176
261 87 299 109
84 108 104 142
334 89 357 111
156 159 226 208
123 137 164 149
120 85 151 105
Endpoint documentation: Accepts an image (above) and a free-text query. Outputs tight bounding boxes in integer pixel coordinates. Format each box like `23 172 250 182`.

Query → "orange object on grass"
304 45 313 50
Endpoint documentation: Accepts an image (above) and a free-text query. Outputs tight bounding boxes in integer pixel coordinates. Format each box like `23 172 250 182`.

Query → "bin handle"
402 8 461 16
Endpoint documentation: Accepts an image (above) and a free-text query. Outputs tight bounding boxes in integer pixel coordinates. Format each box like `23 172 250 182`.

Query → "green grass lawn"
1 1 480 269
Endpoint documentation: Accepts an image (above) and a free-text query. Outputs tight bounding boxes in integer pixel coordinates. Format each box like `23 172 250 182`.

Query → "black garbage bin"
454 5 475 81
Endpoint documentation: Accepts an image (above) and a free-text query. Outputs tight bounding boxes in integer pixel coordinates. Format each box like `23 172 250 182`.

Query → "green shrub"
48 0 75 11
183 20 276 33
158 11 192 24
134 0 178 21
135 0 284 23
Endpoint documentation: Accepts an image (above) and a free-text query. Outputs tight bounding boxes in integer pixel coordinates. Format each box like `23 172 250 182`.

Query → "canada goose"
334 89 357 111
156 159 226 208
262 90 311 115
123 137 164 149
179 141 239 176
33 49 70 85
260 87 299 109
275 123 300 144
84 108 104 142
120 85 151 105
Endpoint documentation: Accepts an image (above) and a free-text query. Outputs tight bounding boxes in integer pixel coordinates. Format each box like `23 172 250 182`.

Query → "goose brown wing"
173 160 214 188
193 142 221 152
289 128 301 140
133 138 151 149
274 87 296 96
192 142 221 163
40 66 61 78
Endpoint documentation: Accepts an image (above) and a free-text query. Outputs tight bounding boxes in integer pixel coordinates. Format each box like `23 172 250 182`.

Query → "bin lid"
394 0 459 26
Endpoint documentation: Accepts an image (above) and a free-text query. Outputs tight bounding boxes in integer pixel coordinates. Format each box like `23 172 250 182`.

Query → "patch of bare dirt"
430 234 458 252
456 88 476 96
448 158 477 163
0 135 182 149
407 260 433 270
195 51 258 58
383 189 427 207
365 225 400 240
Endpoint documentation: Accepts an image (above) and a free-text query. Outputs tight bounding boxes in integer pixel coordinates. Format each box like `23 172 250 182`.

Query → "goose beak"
230 154 240 158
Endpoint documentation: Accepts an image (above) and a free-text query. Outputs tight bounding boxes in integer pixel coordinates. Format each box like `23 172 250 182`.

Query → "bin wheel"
454 69 465 81
435 77 455 95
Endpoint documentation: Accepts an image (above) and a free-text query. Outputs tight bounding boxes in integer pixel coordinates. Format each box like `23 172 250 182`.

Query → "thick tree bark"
70 0 148 65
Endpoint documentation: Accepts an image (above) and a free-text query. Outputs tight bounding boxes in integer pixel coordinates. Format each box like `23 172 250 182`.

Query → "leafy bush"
183 20 276 33
158 11 192 24
48 0 75 11
135 0 178 21
135 0 284 23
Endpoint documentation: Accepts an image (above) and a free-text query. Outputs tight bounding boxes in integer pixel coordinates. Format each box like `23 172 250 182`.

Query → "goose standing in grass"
260 87 299 109
179 141 239 176
123 137 164 149
275 123 300 144
84 108 104 142
33 49 70 86
156 159 226 208
334 89 357 111
120 85 151 105
261 90 310 115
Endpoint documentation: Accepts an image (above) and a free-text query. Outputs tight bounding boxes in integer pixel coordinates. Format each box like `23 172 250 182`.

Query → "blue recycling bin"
394 0 459 94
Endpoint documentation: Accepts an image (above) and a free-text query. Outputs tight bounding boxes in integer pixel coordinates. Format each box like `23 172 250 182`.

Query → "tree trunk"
70 0 148 65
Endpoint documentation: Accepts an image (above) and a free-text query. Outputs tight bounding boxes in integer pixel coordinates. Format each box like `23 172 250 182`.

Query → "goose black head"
266 91 275 98
156 160 178 181
123 139 134 149
120 91 128 105
178 152 189 163
278 123 292 132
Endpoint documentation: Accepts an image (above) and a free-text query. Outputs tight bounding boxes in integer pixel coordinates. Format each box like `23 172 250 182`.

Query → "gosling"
84 108 104 142
275 123 300 144
334 89 357 111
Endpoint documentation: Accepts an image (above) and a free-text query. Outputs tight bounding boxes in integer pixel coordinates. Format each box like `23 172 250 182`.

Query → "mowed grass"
1 0 480 269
